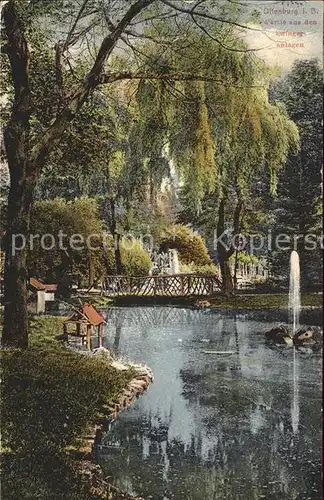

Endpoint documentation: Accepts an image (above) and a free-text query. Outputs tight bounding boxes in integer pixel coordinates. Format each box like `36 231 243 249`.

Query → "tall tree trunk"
114 233 123 275
216 195 244 297
88 251 94 287
109 200 123 275
233 249 239 291
217 198 234 296
2 1 33 347
220 258 234 296
2 171 35 347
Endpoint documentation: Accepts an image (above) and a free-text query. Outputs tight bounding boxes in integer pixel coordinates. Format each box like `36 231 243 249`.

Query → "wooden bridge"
103 274 222 297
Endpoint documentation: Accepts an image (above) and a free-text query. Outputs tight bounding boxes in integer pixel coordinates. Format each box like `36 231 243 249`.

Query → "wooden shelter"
63 303 105 350
29 278 57 313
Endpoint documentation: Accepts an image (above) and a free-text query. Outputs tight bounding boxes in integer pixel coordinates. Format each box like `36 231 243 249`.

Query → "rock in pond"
293 327 323 346
194 300 211 310
265 326 293 346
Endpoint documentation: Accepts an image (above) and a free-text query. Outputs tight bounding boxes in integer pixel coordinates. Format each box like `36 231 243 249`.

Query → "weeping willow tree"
43 79 171 273
213 91 299 294
2 0 300 346
128 24 300 294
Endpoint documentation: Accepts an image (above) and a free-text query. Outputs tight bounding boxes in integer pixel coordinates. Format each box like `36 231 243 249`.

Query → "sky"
241 1 323 71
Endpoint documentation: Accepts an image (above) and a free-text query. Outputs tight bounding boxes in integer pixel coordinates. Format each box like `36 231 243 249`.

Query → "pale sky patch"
242 1 323 72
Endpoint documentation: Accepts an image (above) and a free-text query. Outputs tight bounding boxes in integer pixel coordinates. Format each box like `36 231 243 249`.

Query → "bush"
120 239 152 276
28 198 108 284
28 199 152 283
104 237 152 276
159 225 212 266
179 262 219 276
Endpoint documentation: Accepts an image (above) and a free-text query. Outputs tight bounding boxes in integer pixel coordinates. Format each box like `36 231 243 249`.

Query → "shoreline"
74 347 153 499
77 292 322 311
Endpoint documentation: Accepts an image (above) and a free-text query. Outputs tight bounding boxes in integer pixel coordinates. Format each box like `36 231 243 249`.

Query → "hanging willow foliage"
111 20 300 210
168 81 217 208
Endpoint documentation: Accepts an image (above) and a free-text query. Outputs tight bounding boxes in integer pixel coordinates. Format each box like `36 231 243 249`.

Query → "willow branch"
63 0 91 51
55 41 64 110
161 0 264 33
31 0 155 167
87 0 155 86
99 71 266 88
190 12 262 53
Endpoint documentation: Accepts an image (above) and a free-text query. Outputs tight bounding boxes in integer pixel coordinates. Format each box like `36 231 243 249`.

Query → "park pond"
95 307 322 500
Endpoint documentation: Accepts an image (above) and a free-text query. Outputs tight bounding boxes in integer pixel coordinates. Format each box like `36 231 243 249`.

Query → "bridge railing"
103 274 222 297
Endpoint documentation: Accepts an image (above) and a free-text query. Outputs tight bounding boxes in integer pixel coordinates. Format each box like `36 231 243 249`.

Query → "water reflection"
97 307 322 500
291 348 299 435
113 323 122 352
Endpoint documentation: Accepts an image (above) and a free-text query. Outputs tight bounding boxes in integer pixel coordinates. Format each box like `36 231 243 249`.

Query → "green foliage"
229 252 260 265
119 239 152 276
36 89 122 200
206 293 322 310
134 25 299 211
1 316 133 499
160 225 212 267
28 199 152 281
268 59 323 288
179 262 219 276
28 197 108 283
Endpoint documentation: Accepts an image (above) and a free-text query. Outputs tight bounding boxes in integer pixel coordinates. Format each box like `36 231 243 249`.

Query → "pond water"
96 307 322 500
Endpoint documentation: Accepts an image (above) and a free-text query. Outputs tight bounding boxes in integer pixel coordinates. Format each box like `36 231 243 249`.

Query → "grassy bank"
1 316 133 499
207 292 323 310
111 292 322 310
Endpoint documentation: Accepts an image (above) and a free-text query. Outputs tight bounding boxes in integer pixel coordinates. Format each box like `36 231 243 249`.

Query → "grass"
207 292 323 310
1 315 133 499
76 295 114 308
0 292 321 498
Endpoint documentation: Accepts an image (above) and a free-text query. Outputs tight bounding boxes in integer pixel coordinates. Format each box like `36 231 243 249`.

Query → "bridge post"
180 275 184 296
188 275 191 295
207 277 212 295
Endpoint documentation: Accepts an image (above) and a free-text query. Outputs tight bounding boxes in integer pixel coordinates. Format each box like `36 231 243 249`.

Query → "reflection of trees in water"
105 306 322 334
178 320 321 500
113 323 122 351
106 306 218 329
99 309 321 499
100 412 319 500
100 381 320 500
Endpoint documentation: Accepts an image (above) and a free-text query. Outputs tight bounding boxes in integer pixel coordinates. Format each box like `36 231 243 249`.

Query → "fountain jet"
288 251 301 335
170 249 180 275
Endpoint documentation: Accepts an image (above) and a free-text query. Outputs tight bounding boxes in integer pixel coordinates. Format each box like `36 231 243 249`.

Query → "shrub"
104 237 152 276
28 198 108 284
28 200 152 283
120 239 152 276
159 225 212 266
179 262 219 275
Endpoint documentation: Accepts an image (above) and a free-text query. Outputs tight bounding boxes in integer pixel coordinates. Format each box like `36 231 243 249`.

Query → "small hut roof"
83 304 104 325
30 278 57 292
64 304 104 326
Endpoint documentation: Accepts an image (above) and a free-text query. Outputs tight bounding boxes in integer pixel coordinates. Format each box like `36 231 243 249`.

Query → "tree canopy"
0 0 310 346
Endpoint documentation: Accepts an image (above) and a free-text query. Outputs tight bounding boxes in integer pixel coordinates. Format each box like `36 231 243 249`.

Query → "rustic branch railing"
103 274 222 297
